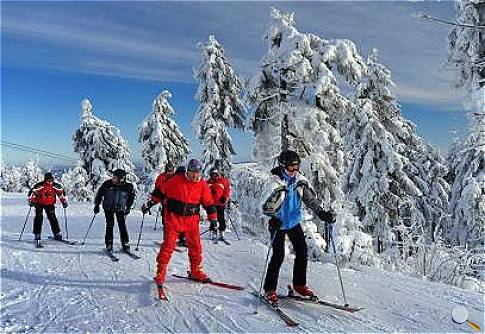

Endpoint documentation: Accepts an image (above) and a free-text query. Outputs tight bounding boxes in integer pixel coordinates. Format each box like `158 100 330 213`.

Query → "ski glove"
62 201 69 209
268 217 282 234
94 205 100 214
124 209 130 216
316 208 334 224
219 197 226 205
141 200 155 215
209 220 219 231
28 200 35 207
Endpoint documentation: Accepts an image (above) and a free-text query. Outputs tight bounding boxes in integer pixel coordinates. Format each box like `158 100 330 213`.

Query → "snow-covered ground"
1 192 483 333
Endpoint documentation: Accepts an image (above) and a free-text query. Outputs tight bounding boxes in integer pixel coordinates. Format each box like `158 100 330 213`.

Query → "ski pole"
81 214 97 245
135 213 146 251
19 207 32 241
329 223 349 307
200 228 210 236
255 228 279 314
153 209 159 231
63 208 69 239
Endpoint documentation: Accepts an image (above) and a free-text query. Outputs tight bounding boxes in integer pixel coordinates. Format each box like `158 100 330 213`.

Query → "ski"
47 236 77 245
280 294 362 312
121 249 141 259
35 241 44 248
104 249 119 262
218 238 231 245
172 273 245 291
250 291 299 327
282 286 361 313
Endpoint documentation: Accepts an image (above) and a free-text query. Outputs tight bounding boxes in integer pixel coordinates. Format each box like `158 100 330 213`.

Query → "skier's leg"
116 211 129 249
185 227 203 271
217 206 226 232
263 229 286 292
104 210 115 250
32 205 44 238
155 225 178 284
287 224 308 287
45 205 61 237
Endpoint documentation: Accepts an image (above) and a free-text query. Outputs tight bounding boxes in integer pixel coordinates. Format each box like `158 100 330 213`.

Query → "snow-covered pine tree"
139 90 190 174
446 0 485 248
345 50 449 251
1 163 24 192
21 158 43 190
244 8 375 261
73 99 139 191
193 35 246 175
61 162 93 202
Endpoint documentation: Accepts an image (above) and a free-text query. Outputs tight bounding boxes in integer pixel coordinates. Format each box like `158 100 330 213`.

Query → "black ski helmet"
209 167 220 176
113 169 127 180
175 165 186 174
278 150 300 167
165 162 175 173
44 172 54 181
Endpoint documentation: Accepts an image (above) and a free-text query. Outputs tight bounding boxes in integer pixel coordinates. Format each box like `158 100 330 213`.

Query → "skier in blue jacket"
261 150 335 304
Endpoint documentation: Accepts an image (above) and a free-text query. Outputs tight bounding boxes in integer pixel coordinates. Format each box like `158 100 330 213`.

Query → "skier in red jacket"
28 172 68 247
142 159 218 292
207 167 231 241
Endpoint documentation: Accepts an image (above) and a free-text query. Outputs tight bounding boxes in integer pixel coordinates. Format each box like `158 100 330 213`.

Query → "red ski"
172 273 245 291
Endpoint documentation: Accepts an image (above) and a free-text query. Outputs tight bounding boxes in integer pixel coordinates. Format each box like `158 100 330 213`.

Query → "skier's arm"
28 182 43 202
201 182 217 221
94 182 107 206
53 182 67 204
126 183 135 209
301 183 334 222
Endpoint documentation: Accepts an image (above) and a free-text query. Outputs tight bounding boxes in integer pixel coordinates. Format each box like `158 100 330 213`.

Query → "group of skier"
26 150 335 304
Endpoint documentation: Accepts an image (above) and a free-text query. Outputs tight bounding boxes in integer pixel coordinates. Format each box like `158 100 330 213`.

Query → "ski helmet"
278 150 300 167
175 165 186 174
165 162 175 173
209 167 220 177
113 169 127 180
44 172 54 181
187 159 203 172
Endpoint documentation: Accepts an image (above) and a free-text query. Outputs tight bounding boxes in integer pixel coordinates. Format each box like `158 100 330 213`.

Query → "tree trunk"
478 1 485 87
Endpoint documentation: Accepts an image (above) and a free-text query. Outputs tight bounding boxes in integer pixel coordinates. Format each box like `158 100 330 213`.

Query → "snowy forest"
1 3 484 296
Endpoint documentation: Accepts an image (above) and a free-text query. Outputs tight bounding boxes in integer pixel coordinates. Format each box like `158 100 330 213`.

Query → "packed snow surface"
1 192 483 333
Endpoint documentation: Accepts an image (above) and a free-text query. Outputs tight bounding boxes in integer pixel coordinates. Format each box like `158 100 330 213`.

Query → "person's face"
46 178 54 184
112 175 119 184
210 172 219 180
285 163 299 177
186 170 201 182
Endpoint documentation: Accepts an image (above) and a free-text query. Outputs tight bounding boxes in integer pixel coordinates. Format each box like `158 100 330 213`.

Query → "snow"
1 192 483 333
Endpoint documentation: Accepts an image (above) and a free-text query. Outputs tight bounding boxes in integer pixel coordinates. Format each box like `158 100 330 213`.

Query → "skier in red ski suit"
142 159 218 286
207 167 231 240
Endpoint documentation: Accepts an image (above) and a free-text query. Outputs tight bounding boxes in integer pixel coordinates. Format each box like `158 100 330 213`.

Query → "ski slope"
1 192 483 333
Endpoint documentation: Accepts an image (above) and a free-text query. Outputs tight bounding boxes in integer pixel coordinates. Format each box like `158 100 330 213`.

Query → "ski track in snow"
1 192 483 333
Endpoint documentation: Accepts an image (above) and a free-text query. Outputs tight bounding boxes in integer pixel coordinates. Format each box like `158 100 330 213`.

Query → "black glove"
317 209 335 224
268 218 282 234
141 200 155 215
62 201 69 209
219 196 226 205
28 200 35 207
209 220 219 231
124 209 131 216
94 205 100 214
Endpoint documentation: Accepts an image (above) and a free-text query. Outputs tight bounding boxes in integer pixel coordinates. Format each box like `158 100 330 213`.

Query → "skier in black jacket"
94 169 135 253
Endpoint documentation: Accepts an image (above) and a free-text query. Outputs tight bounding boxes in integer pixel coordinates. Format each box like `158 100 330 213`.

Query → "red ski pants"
155 225 203 283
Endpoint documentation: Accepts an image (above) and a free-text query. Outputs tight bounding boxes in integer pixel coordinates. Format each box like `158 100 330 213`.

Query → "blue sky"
1 1 469 165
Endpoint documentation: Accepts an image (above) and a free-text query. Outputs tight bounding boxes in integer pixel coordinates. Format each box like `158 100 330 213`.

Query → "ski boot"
293 285 317 301
54 233 63 241
264 290 278 305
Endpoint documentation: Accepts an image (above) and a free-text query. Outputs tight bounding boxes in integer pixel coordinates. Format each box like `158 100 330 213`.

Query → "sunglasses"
285 163 299 172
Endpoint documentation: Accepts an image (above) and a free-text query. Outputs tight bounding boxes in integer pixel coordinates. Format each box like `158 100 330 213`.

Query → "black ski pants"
104 210 129 247
33 204 61 236
216 205 226 232
264 223 308 292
